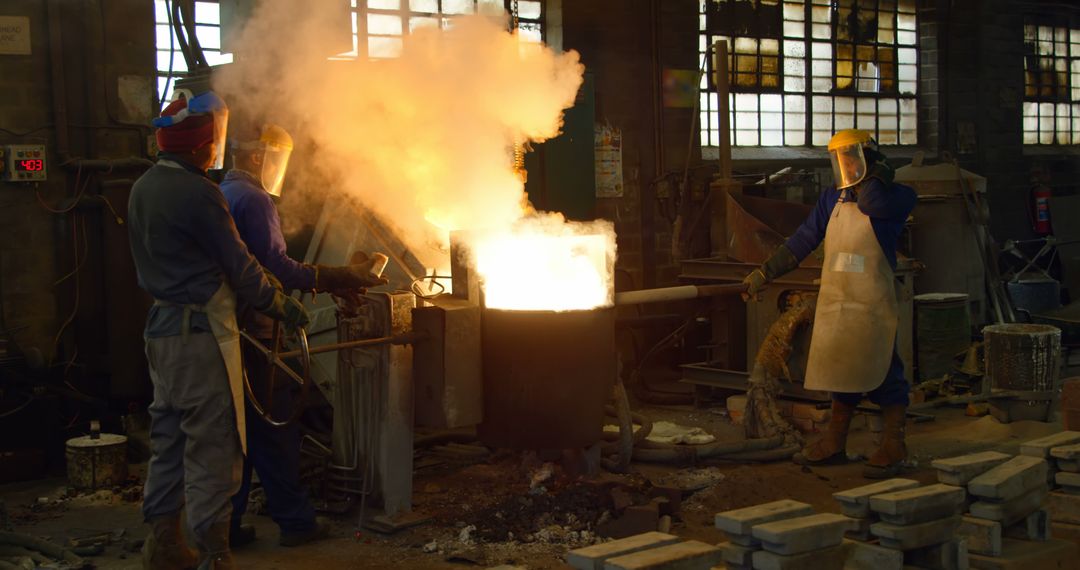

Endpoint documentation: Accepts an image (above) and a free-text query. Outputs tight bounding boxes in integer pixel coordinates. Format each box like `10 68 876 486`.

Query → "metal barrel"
65 434 128 490
983 323 1061 393
914 293 971 381
478 307 616 449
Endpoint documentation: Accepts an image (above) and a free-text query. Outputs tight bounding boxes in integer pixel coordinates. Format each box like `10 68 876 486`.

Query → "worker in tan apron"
743 129 917 478
128 91 310 570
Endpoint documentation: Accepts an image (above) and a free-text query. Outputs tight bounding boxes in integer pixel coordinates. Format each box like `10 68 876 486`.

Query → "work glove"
741 245 799 302
742 268 768 302
316 253 389 292
259 291 310 332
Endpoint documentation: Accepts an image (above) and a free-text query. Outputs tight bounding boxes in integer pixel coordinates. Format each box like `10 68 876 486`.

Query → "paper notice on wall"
0 17 31 55
594 124 623 198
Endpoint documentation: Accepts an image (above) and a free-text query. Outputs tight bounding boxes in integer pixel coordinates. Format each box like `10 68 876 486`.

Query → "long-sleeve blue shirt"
784 178 917 270
219 170 316 291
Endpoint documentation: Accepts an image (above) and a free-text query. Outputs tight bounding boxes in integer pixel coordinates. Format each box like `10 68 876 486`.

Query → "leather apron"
803 193 899 393
154 282 247 453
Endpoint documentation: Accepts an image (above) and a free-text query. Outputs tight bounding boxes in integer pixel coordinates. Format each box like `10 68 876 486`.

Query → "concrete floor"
1 405 1063 569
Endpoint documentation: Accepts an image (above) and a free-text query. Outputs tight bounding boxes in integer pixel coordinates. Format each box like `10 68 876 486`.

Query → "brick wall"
0 0 154 398
562 0 699 290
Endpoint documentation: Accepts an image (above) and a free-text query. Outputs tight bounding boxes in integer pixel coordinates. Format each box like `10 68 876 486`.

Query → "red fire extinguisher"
1032 183 1052 235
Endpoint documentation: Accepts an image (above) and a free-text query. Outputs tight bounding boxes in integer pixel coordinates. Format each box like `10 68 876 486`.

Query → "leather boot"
141 513 198 570
196 521 236 570
863 404 908 479
793 400 856 465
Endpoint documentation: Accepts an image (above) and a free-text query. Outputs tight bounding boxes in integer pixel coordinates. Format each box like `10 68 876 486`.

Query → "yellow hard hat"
260 124 294 150
827 129 873 151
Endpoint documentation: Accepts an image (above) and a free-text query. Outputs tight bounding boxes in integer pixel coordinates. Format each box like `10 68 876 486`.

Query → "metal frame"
698 0 919 147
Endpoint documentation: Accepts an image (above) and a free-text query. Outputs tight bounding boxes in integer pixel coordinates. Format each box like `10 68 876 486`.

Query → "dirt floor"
0 404 1063 569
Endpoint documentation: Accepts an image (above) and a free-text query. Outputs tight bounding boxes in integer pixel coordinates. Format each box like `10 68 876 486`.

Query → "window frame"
1022 13 1080 146
154 0 232 105
699 0 920 149
343 0 544 60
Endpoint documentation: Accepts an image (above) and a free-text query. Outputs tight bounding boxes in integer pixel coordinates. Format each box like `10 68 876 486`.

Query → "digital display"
17 159 44 172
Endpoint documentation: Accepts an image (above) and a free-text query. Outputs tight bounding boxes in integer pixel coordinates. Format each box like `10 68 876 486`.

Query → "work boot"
141 513 198 570
229 523 256 548
863 405 908 479
792 400 856 466
196 522 236 570
279 517 330 547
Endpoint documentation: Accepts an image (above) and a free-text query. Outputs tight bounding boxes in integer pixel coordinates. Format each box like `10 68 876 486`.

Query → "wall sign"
594 124 623 198
0 16 30 55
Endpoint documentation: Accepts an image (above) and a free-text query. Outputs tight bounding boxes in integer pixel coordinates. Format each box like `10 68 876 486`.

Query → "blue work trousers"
230 340 317 535
832 344 910 407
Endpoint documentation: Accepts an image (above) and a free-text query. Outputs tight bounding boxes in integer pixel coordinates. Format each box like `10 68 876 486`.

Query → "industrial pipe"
276 332 425 359
614 283 747 306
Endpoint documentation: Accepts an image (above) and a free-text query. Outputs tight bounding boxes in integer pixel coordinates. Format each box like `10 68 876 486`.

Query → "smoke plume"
214 4 585 266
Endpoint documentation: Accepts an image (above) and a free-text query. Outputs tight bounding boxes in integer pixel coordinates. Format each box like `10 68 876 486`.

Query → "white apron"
154 282 247 453
803 195 899 393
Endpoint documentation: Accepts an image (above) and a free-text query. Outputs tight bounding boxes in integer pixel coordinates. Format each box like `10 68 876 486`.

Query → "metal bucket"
65 433 128 490
914 293 971 381
983 323 1061 393
478 307 616 449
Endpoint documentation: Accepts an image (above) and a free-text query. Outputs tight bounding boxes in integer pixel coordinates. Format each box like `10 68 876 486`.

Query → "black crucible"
478 307 616 450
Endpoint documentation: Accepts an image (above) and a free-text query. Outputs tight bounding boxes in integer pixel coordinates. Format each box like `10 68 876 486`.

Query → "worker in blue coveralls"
742 129 917 479
220 122 388 547
130 92 310 570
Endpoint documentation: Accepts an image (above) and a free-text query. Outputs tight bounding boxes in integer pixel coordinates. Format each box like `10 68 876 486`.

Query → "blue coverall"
783 177 917 407
220 169 318 537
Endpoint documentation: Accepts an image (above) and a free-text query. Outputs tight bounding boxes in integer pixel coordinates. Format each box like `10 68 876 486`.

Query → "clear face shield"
828 142 868 190
209 108 229 170
260 142 292 197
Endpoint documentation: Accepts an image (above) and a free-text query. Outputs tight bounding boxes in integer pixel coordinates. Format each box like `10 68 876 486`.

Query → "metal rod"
614 283 747 306
277 332 425 359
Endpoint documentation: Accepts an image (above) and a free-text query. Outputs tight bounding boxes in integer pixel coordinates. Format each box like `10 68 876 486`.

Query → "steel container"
984 323 1061 393
65 433 128 490
914 293 970 381
478 307 616 449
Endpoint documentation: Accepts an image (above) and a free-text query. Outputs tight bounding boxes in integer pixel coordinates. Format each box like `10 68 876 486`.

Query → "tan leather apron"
154 282 246 453
803 194 899 393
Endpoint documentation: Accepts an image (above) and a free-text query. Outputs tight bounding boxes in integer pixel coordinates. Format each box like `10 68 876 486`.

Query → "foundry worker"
742 129 916 479
128 91 309 570
219 122 387 548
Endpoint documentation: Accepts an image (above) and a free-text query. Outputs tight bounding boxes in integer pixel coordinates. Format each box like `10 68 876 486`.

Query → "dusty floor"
1 404 1062 569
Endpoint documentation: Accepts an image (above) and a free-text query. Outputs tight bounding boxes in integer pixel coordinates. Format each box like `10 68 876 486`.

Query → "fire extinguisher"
1031 183 1052 235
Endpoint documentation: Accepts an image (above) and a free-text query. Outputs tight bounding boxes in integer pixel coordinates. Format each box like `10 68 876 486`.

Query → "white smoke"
215 5 585 262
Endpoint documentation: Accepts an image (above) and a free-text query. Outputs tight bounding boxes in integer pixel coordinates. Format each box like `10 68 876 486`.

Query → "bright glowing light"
472 216 615 312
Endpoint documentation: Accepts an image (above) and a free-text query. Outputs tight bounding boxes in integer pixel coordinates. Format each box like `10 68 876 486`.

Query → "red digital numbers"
18 159 44 172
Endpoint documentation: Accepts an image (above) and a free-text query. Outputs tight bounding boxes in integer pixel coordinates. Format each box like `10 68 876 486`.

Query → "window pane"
368 36 403 58
194 2 220 24
410 16 439 32
410 0 439 11
519 1 543 19
195 25 220 49
785 95 806 112
442 0 474 14
368 14 403 35
784 21 805 38
368 0 400 8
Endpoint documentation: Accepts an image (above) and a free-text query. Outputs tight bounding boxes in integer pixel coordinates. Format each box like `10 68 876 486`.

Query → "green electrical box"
524 73 596 220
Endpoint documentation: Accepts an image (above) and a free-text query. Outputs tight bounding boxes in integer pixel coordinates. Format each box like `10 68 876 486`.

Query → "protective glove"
316 255 389 292
741 244 799 302
866 159 895 185
741 268 768 302
259 291 310 331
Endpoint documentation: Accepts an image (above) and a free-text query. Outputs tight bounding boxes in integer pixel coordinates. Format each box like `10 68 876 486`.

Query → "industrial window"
340 0 544 60
154 1 233 104
699 0 919 148
1022 17 1080 145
